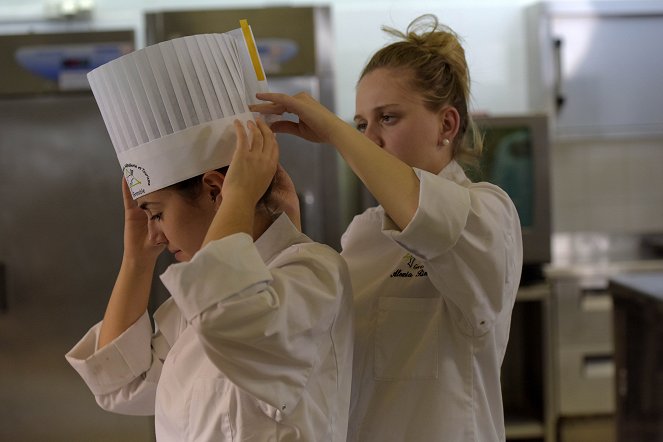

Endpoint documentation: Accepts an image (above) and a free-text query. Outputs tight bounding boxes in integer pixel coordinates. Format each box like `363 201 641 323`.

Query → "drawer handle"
583 354 614 378
580 292 613 312
0 264 6 313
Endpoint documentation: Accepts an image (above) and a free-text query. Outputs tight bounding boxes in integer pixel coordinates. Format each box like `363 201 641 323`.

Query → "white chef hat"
87 21 268 199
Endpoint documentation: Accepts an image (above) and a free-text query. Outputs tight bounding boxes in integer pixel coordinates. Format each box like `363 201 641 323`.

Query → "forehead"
137 188 173 207
356 68 422 109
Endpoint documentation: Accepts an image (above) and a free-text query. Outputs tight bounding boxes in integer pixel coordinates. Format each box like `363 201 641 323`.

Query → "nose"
363 123 383 148
147 219 167 246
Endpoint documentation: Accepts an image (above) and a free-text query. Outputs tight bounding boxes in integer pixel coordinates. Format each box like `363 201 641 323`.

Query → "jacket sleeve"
382 168 523 336
160 232 349 416
65 306 176 415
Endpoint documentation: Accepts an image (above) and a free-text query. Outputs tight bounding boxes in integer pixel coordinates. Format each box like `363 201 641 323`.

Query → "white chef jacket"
66 214 353 442
342 160 522 442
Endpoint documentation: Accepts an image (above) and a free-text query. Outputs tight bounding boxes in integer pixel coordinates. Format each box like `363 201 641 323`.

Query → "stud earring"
442 138 450 146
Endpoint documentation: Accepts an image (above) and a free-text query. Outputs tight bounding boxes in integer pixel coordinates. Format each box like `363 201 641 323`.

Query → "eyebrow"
353 104 398 122
139 201 156 210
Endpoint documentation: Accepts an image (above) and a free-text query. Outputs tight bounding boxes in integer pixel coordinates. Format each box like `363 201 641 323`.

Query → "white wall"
332 1 536 119
552 137 663 234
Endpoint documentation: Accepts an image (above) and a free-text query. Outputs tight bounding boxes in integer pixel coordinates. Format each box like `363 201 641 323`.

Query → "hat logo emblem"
123 164 151 198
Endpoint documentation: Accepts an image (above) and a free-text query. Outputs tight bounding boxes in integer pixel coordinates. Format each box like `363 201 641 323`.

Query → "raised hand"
121 178 165 262
221 119 279 206
265 164 302 231
250 92 345 145
254 91 421 232
98 179 162 349
202 118 280 244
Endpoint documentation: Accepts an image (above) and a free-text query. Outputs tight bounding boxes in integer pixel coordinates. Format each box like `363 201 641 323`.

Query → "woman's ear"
437 106 461 147
202 170 225 209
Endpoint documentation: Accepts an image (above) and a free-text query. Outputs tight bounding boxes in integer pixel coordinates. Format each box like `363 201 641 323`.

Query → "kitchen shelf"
502 284 553 442
516 283 550 301
506 418 545 439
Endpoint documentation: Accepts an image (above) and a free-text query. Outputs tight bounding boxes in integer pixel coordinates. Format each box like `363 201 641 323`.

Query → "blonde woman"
252 14 523 442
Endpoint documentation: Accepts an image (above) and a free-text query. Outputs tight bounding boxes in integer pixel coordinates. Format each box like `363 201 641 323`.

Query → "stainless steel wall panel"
0 94 154 441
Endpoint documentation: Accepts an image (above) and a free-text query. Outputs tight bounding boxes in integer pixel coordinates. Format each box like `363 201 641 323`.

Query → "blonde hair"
359 14 483 170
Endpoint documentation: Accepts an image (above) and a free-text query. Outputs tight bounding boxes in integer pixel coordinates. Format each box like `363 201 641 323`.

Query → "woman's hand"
221 119 279 206
99 179 162 349
121 178 164 263
202 118 279 244
254 92 421 231
266 164 302 231
250 92 345 145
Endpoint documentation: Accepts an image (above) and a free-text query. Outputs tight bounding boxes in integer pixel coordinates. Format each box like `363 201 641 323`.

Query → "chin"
174 250 190 262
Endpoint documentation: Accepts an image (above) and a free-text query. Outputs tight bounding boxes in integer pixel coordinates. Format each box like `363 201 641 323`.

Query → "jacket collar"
254 213 311 264
437 159 472 185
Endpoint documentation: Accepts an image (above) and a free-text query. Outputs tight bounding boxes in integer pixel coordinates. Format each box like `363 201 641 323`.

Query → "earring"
442 138 450 146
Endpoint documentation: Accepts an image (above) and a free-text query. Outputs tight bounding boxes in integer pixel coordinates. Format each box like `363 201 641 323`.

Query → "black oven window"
476 126 534 228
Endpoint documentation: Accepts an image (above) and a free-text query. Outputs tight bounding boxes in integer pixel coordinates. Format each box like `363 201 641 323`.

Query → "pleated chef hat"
87 21 268 199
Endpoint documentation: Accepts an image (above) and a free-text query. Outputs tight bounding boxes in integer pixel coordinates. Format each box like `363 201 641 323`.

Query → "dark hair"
169 167 228 202
169 166 274 208
360 14 483 169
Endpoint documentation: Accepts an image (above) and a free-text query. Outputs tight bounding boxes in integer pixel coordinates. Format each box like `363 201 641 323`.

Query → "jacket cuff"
65 312 153 395
382 168 471 260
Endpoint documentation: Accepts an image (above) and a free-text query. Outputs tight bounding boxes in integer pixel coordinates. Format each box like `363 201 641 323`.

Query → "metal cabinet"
610 273 663 442
552 279 615 415
548 274 618 442
0 94 155 442
546 259 663 441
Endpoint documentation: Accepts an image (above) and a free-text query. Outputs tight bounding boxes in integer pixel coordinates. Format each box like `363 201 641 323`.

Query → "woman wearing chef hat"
66 25 353 442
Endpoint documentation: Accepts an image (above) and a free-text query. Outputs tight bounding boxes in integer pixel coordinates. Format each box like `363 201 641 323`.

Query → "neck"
427 157 452 176
252 205 276 241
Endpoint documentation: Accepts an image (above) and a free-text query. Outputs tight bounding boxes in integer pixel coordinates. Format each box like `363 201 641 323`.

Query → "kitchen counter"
610 272 663 303
546 232 663 288
609 272 663 442
546 259 663 286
